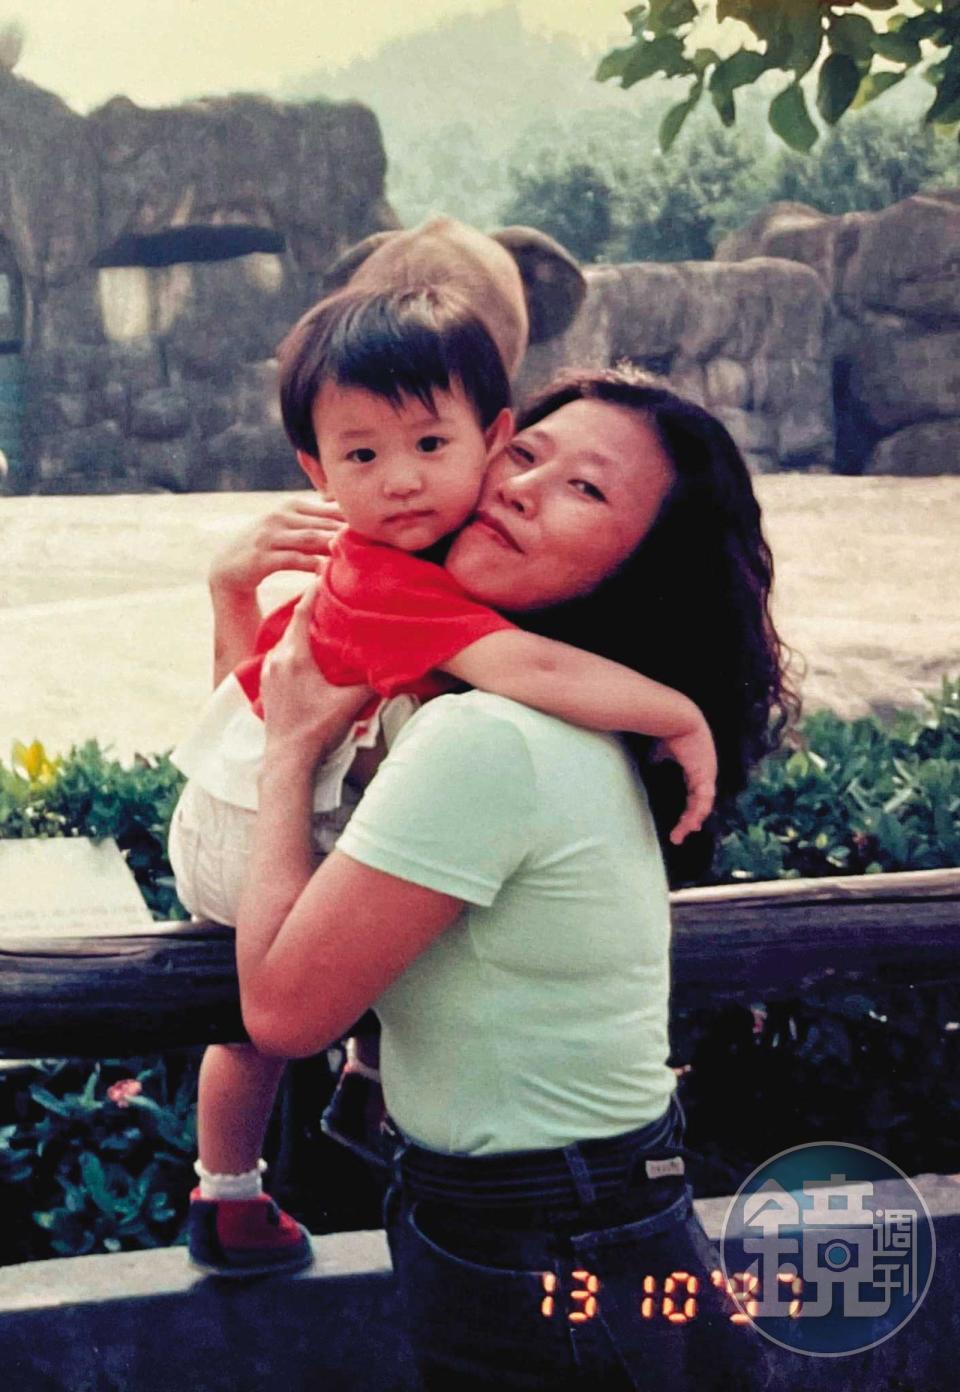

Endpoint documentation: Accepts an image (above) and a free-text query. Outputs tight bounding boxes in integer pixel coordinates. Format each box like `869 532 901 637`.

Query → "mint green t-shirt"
336 691 676 1156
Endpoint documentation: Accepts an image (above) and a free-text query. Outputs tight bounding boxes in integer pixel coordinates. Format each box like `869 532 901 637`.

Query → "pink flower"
107 1078 142 1107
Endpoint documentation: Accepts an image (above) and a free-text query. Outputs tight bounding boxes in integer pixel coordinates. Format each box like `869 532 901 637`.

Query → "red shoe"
187 1188 313 1279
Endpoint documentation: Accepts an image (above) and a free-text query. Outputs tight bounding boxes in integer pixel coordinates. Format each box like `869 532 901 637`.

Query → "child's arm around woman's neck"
442 631 716 843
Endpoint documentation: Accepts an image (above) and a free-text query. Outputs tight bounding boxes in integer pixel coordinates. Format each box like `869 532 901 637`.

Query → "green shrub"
4 678 957 900
0 739 186 919
0 741 195 1261
715 676 960 882
0 681 956 1259
0 1055 198 1262
676 677 960 1194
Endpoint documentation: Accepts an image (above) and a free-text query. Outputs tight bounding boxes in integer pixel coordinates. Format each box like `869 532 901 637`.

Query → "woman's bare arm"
208 496 344 684
238 808 463 1058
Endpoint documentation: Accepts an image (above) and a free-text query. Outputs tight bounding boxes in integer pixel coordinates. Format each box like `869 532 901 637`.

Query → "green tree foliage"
617 124 771 259
499 159 617 262
597 1 960 153
499 114 772 262
771 107 960 210
498 105 960 261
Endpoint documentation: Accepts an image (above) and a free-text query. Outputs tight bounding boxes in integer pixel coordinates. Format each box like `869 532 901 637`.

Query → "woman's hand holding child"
260 578 373 768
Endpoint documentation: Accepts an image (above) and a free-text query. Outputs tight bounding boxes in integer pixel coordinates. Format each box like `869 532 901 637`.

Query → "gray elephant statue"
321 216 586 379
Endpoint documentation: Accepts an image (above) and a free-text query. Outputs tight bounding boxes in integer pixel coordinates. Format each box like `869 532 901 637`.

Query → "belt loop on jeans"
383 1115 412 1190
562 1143 598 1205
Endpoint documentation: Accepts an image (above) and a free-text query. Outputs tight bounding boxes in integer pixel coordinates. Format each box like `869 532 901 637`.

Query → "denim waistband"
388 1092 684 1212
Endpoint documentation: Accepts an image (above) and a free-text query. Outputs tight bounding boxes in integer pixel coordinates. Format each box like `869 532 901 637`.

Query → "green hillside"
282 3 949 249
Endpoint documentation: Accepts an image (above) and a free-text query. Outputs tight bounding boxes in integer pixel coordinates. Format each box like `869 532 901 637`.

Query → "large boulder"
838 193 960 326
716 190 960 475
0 76 398 492
520 257 834 471
0 70 100 282
715 201 869 299
848 328 960 433
87 94 394 272
516 262 689 387
716 200 830 266
865 419 960 476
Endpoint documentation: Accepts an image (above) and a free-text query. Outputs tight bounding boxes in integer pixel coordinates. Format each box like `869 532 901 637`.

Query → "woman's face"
445 398 677 611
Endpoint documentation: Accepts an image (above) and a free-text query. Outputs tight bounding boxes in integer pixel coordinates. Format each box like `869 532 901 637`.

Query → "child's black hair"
278 285 512 458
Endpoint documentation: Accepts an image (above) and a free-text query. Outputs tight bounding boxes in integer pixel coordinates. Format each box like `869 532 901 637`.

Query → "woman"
217 370 793 1390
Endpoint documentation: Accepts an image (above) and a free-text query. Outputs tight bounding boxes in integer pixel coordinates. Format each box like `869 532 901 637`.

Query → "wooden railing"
0 867 957 1057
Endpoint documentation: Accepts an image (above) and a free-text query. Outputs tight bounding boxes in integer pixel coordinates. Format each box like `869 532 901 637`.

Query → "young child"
171 285 716 1278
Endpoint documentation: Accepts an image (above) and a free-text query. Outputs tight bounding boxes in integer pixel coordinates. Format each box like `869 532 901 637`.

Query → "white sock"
194 1157 267 1201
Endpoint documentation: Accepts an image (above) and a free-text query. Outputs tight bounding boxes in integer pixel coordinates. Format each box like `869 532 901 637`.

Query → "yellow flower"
11 739 61 785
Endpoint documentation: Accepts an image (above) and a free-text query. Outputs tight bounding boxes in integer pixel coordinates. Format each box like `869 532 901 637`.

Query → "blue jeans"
384 1097 773 1391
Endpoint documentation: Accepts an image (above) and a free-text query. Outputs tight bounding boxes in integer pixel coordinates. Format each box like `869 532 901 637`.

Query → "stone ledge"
0 1229 421 1392
0 1182 957 1390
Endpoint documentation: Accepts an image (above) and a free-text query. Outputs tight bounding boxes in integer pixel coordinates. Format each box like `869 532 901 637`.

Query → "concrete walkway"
1 478 958 760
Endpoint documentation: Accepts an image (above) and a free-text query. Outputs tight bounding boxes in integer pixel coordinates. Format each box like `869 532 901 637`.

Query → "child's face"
300 381 512 552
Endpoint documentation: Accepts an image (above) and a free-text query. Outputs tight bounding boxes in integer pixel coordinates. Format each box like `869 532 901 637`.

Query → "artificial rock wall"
518 256 836 475
3 58 959 491
716 192 960 477
522 188 960 479
0 69 396 493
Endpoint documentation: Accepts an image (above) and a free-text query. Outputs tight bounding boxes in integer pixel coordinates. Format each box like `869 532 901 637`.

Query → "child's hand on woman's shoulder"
209 496 346 596
653 715 718 846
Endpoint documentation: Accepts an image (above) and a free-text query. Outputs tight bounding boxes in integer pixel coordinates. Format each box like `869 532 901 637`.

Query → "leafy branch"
597 1 960 151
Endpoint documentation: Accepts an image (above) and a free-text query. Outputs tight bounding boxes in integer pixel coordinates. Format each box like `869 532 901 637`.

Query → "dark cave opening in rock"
0 243 24 483
0 242 23 355
94 225 286 269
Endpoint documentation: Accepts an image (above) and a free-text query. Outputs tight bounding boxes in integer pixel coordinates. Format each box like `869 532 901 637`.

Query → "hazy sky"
8 0 655 111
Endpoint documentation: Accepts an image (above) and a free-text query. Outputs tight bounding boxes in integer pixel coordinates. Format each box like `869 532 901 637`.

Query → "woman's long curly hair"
512 367 800 886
